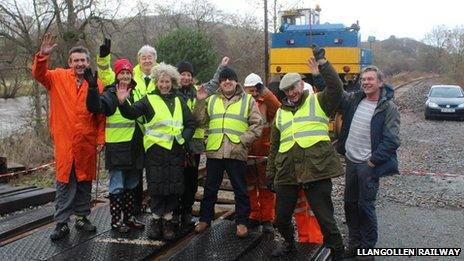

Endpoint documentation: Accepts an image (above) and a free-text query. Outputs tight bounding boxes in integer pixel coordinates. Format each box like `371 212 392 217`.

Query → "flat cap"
279 73 302 90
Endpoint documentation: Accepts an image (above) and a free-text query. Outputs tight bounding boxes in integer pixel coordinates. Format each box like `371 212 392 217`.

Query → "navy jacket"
337 88 401 177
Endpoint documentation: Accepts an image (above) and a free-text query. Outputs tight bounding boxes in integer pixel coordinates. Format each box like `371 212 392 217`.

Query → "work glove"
99 38 111 58
84 68 98 89
312 44 326 61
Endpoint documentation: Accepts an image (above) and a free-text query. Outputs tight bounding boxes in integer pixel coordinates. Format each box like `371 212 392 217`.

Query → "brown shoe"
194 222 209 233
236 224 248 238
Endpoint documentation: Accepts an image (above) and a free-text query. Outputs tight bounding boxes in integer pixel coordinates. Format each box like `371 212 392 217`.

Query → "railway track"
0 156 329 260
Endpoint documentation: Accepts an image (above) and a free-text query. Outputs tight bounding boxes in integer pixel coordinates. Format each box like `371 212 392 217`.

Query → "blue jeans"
108 169 140 194
344 159 380 248
199 158 249 225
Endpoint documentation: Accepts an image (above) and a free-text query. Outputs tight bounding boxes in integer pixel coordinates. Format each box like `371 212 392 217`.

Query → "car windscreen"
429 87 464 98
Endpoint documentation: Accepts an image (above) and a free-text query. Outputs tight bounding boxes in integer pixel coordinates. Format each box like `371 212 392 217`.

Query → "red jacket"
249 89 281 156
32 53 105 183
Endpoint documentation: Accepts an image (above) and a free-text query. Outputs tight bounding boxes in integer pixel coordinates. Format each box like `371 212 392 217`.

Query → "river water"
0 97 32 139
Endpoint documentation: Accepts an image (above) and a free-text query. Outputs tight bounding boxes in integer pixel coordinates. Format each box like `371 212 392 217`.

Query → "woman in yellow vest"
174 61 205 228
116 63 196 241
193 62 263 238
86 58 145 233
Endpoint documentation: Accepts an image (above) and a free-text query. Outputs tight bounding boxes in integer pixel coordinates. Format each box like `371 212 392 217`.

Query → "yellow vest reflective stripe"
276 94 330 153
185 88 205 139
143 95 184 151
206 93 252 151
105 107 136 143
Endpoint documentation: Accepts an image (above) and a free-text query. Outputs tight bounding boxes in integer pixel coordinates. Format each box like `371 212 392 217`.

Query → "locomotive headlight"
276 66 282 72
334 38 343 44
343 66 350 73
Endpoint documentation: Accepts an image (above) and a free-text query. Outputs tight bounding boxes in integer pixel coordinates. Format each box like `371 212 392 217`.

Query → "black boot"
110 193 129 233
131 177 143 215
162 219 175 240
123 190 145 229
50 223 70 241
181 212 194 227
271 240 296 257
148 218 162 240
272 224 296 257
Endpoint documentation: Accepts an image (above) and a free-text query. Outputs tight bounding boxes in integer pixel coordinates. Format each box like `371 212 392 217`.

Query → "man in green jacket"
266 46 344 259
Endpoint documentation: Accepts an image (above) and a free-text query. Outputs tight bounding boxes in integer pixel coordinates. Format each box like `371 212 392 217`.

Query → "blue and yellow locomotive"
270 7 372 90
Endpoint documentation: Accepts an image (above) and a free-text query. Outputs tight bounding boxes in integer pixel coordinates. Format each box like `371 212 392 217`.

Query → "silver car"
425 85 464 120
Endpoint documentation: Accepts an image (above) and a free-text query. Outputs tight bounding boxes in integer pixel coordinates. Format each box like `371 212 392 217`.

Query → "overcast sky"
215 0 463 41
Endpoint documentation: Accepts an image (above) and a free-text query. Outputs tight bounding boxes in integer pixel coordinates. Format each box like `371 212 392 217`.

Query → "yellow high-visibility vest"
206 93 252 151
185 85 205 139
105 107 136 143
143 94 184 151
276 94 330 153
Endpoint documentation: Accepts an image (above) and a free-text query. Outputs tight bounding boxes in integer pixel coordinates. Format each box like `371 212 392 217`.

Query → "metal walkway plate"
0 204 111 260
48 214 194 261
240 236 323 261
168 219 262 261
0 203 54 244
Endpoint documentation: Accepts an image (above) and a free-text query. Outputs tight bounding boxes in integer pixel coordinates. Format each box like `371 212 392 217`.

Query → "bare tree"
0 0 123 128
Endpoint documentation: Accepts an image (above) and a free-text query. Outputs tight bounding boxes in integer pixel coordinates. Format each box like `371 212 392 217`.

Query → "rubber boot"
162 218 175 240
148 218 162 239
110 193 129 233
123 190 145 229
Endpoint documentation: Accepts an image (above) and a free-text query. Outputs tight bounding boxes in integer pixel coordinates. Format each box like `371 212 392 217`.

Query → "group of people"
32 33 400 261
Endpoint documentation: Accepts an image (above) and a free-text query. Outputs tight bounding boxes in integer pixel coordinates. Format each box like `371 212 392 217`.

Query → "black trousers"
275 179 344 252
199 158 250 225
176 153 201 216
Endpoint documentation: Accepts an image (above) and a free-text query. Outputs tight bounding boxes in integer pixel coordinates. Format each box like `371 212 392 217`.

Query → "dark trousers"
177 154 201 215
200 158 249 225
150 194 179 217
275 179 344 252
54 164 92 224
131 169 144 214
344 159 380 248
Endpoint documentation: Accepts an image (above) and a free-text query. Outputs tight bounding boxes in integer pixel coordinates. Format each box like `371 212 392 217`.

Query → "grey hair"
361 65 384 82
151 62 181 89
137 45 157 60
68 46 90 61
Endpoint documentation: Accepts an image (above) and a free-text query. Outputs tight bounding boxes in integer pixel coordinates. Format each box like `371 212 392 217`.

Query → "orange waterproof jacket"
249 89 281 156
32 53 105 183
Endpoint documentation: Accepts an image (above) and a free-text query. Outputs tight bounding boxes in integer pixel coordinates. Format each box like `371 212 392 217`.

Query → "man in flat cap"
266 46 345 259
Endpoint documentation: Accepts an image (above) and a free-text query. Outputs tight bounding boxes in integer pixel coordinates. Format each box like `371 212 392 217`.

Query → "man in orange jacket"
243 73 280 232
32 33 105 241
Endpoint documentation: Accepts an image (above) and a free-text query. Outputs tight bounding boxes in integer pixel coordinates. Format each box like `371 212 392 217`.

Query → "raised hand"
116 82 131 104
196 84 208 100
220 56 230 67
84 68 98 88
99 38 111 58
307 57 320 75
40 33 57 56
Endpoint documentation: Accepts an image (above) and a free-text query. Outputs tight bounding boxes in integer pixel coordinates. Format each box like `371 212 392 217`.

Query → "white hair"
137 45 157 60
151 62 181 89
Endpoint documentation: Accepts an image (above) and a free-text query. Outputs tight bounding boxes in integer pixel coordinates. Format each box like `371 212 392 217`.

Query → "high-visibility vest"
105 84 146 143
185 85 205 139
143 94 184 151
206 93 253 151
105 107 136 143
275 94 330 153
